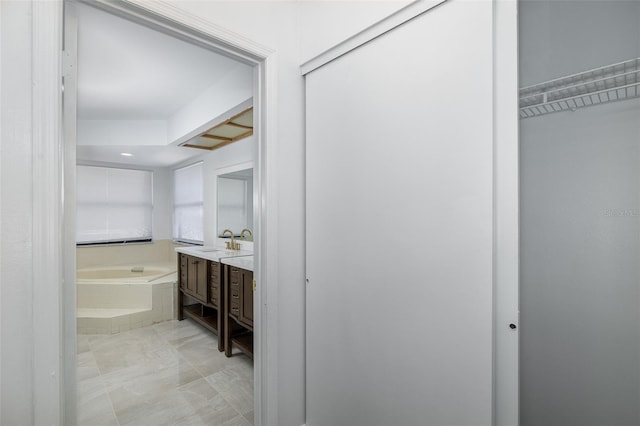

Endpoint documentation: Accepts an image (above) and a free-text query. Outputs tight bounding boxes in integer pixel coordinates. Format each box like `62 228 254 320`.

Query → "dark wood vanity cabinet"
177 253 224 352
177 252 253 357
225 266 253 358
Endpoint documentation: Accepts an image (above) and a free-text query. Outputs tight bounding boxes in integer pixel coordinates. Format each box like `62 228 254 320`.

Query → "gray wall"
519 0 640 87
520 1 640 425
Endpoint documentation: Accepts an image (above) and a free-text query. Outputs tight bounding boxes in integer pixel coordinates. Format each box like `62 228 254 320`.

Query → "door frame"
492 0 519 424
40 0 279 423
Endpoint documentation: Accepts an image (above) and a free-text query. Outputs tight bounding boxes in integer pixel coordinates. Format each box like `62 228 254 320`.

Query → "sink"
196 247 219 253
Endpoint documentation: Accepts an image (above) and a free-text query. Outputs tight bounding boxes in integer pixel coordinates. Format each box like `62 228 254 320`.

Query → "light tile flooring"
77 319 253 426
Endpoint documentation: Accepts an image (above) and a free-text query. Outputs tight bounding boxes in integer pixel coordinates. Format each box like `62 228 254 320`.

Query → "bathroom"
72 3 257 424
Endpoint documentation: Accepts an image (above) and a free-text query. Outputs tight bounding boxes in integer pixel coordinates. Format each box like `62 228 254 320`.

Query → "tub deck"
77 263 177 334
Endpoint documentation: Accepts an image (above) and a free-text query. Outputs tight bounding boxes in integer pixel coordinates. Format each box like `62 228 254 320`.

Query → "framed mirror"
216 162 254 242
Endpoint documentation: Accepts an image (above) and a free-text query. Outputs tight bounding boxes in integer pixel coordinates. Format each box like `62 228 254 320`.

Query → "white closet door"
305 1 495 425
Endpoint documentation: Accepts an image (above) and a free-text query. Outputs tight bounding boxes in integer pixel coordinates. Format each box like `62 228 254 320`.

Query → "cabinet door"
240 270 253 328
186 255 198 296
194 258 208 302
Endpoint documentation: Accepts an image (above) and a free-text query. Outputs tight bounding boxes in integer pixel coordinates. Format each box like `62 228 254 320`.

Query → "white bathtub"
77 262 177 334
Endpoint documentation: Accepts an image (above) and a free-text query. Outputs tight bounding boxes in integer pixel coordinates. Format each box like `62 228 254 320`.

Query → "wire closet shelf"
519 57 640 119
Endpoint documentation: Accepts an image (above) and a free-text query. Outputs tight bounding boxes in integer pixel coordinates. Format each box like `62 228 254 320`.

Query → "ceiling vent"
180 107 253 150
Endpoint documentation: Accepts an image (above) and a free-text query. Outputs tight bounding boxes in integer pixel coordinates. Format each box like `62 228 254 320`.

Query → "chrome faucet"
240 228 253 241
222 229 240 250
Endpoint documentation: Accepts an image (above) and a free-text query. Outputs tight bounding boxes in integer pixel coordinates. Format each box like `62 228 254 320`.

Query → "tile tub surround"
77 320 253 426
77 239 180 269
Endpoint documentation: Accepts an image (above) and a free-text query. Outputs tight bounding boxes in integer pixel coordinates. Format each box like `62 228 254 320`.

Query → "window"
173 162 204 244
77 165 153 244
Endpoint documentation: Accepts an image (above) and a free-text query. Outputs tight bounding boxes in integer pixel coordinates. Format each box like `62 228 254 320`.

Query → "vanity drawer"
209 283 220 307
229 272 240 318
229 299 240 319
210 276 220 290
210 261 220 278
229 268 240 293
229 267 241 282
210 273 220 290
229 282 240 300
209 261 221 307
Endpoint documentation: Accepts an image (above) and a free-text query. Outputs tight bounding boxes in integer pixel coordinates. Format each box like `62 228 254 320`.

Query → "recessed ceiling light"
120 152 133 157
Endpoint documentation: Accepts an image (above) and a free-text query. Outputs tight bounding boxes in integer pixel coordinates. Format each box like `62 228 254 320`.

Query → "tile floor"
77 319 253 426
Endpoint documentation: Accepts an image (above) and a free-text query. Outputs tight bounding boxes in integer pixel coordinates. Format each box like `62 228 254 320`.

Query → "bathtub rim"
76 262 177 284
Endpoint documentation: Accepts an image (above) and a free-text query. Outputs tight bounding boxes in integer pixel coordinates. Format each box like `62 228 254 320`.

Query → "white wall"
0 2 35 424
77 119 166 146
519 1 640 425
297 0 412 63
153 166 173 240
77 63 252 149
167 64 253 144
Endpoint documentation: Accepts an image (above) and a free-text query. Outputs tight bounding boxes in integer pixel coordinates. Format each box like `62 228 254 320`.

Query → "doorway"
62 1 273 424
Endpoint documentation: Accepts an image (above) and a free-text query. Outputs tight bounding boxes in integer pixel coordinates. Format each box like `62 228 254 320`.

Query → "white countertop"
221 256 254 272
175 245 253 262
